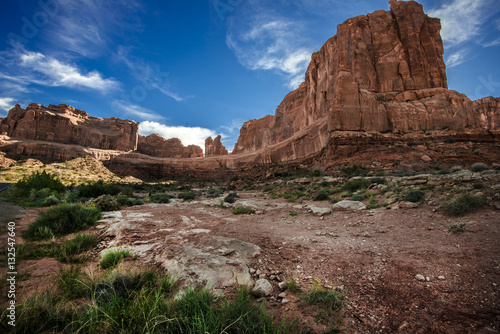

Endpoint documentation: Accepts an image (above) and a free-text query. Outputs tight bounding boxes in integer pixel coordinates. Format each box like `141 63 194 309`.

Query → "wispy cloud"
227 16 312 89
446 49 469 68
0 97 16 116
218 119 245 152
116 47 185 102
112 100 165 121
139 121 217 151
16 51 119 92
44 0 143 58
428 0 499 47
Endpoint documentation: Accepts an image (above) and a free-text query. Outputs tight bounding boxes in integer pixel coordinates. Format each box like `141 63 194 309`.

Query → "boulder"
332 201 367 211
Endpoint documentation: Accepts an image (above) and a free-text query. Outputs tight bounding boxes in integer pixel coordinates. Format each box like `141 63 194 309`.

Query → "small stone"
421 155 432 162
426 277 431 282
282 298 290 304
250 268 256 274
438 276 446 280
252 279 273 298
278 281 288 290
259 274 267 279
415 274 426 282
278 292 286 298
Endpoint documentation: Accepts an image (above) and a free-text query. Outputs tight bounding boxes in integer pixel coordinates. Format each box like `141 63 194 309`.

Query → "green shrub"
341 179 370 192
58 266 89 299
371 178 386 185
94 195 121 211
341 164 366 177
404 190 425 203
15 170 65 196
301 279 344 311
351 194 365 202
78 181 121 198
232 206 255 215
117 196 144 206
449 222 466 234
442 194 486 216
57 234 99 263
437 169 450 175
473 183 484 190
24 204 102 241
450 166 463 173
148 193 172 203
178 191 197 201
100 248 134 269
313 192 330 201
224 192 239 204
471 163 488 173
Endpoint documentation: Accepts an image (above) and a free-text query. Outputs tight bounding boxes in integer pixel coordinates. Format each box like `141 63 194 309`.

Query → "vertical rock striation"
205 135 229 156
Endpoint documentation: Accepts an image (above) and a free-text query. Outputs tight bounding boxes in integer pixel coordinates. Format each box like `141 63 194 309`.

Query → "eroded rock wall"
0 103 138 151
137 134 203 158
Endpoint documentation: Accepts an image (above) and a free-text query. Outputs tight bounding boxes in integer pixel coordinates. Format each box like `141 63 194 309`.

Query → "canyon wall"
205 135 229 157
0 103 138 151
232 0 491 161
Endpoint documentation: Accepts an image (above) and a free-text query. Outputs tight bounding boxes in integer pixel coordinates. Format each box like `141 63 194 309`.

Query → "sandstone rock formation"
473 97 499 130
205 135 229 157
232 0 495 159
137 134 203 158
0 104 138 151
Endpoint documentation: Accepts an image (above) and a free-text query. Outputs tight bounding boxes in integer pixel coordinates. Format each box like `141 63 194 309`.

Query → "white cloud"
18 51 118 92
446 49 469 68
0 97 16 116
112 100 165 122
427 0 495 47
139 121 217 152
227 17 312 89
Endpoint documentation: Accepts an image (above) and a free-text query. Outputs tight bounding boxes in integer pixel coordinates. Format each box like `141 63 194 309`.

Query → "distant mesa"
0 0 499 179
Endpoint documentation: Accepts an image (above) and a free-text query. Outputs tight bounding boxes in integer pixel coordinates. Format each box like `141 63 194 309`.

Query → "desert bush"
442 194 486 216
370 178 386 185
471 163 488 173
100 248 134 269
78 181 121 198
313 192 330 201
351 194 365 202
448 222 467 234
148 193 172 203
341 179 370 192
177 191 197 201
94 195 121 211
437 169 450 175
116 196 144 206
224 192 239 203
404 190 425 203
15 171 65 196
341 164 367 177
450 166 463 173
24 204 101 241
232 206 255 215
473 183 484 190
57 234 99 263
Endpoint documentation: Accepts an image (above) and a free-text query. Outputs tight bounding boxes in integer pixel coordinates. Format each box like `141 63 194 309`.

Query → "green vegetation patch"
100 248 135 269
442 194 486 217
23 203 102 241
232 206 256 215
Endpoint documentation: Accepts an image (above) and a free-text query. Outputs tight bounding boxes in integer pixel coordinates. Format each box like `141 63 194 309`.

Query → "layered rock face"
473 97 500 130
233 0 494 158
137 134 203 158
0 104 138 151
205 135 229 156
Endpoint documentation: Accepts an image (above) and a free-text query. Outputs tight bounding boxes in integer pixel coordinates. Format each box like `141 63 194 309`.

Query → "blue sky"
0 0 499 151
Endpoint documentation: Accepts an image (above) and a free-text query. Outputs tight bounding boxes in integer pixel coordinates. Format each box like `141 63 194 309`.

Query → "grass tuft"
100 248 135 269
442 194 486 217
232 206 256 215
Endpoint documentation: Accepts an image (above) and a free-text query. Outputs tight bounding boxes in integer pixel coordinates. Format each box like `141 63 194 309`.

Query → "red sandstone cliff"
232 0 493 158
205 135 228 157
0 103 138 151
137 134 203 158
473 97 500 131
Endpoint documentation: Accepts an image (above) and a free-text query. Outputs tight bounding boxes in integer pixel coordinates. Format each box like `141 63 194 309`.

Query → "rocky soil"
2 172 499 333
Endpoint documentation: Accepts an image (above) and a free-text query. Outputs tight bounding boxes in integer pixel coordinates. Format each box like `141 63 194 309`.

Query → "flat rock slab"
99 205 260 290
332 200 367 211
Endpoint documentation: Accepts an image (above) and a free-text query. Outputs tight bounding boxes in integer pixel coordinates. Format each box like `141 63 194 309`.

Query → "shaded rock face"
205 135 229 157
0 103 138 151
232 1 494 158
137 134 203 158
473 97 500 130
